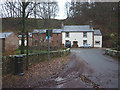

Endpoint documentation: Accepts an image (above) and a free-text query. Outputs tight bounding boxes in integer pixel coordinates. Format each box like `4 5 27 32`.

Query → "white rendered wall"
94 35 102 47
62 32 93 47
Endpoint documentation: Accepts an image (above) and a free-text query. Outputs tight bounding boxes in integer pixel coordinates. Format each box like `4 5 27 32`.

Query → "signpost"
46 36 50 39
46 30 52 36
46 30 52 64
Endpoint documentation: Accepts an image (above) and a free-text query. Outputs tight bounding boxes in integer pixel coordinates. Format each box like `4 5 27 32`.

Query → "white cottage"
94 29 102 48
62 25 102 48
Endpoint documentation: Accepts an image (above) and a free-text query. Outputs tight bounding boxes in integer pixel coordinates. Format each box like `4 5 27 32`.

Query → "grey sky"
56 0 71 20
0 0 119 19
0 0 71 19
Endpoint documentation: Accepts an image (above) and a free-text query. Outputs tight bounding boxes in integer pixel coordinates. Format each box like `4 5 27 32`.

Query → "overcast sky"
0 0 118 19
56 0 71 20
0 0 71 19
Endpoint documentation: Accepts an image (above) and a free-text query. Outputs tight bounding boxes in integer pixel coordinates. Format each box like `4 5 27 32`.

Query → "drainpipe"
93 31 94 48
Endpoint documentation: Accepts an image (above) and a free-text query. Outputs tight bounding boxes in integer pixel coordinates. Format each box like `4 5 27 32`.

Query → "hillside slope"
2 18 63 33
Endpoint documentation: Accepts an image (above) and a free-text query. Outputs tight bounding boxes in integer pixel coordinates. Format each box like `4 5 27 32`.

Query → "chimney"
61 22 64 29
89 20 92 29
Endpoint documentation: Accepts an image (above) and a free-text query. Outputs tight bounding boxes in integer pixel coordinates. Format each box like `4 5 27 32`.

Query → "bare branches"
34 2 58 19
1 0 59 19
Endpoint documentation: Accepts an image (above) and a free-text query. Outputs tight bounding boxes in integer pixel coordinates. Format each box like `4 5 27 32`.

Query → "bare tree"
2 0 40 53
2 0 59 53
65 1 71 18
34 2 58 19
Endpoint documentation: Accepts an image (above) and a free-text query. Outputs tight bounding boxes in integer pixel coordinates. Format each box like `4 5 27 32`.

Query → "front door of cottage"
73 41 78 48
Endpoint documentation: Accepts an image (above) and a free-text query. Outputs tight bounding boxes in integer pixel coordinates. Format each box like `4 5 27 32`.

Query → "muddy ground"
2 55 70 88
3 53 97 88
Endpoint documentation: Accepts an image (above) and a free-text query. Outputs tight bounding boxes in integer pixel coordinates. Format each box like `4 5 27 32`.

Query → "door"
73 41 78 48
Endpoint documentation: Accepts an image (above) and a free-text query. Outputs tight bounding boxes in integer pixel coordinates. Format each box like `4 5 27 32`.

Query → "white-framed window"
83 40 87 45
35 40 38 46
19 39 27 46
83 32 87 37
25 40 27 46
19 40 21 46
95 41 100 45
66 32 69 37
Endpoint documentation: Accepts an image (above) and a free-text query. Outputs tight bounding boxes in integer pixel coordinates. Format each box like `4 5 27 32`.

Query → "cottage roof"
18 33 32 38
33 25 102 35
33 29 63 34
62 25 94 32
0 32 13 38
33 29 46 33
94 30 102 36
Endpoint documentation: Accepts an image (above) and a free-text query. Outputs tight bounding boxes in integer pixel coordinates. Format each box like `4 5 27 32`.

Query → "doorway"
73 41 78 48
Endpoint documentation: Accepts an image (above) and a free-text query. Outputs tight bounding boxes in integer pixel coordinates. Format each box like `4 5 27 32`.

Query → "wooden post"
26 31 29 70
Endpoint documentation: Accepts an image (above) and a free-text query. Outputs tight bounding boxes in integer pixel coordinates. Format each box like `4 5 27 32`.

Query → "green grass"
15 49 48 55
1 47 67 56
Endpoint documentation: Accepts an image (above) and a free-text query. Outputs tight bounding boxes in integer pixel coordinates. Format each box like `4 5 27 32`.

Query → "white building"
18 33 32 46
94 29 102 48
62 25 102 48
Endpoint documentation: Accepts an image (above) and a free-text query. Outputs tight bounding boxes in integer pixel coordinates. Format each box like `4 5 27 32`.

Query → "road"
70 48 119 88
31 48 119 88
33 48 119 88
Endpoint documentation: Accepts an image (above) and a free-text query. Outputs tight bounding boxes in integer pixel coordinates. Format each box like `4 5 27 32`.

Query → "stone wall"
50 33 62 47
105 49 120 58
2 48 70 76
5 33 19 51
32 33 62 47
0 38 5 52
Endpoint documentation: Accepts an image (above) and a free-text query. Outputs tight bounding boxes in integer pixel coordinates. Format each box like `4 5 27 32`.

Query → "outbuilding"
94 29 102 48
0 32 19 52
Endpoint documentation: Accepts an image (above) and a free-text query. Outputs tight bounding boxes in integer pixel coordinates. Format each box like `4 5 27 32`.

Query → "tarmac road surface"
33 48 119 88
70 48 119 88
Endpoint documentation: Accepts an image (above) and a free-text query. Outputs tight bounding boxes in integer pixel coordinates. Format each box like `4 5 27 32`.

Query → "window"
95 41 100 45
25 40 27 46
83 40 87 45
83 32 87 37
65 40 70 44
19 40 21 46
66 32 69 37
35 40 38 45
19 40 27 46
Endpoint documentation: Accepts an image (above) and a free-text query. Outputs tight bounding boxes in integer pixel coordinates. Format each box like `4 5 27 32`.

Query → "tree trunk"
21 2 26 54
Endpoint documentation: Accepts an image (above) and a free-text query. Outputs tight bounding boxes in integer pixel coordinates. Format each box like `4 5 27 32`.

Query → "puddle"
55 77 64 82
57 84 63 88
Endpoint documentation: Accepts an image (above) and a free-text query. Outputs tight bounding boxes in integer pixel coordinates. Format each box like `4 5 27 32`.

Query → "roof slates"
0 32 13 38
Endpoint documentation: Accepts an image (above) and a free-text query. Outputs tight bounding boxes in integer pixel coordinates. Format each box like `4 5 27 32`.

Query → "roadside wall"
105 49 120 58
2 49 70 76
